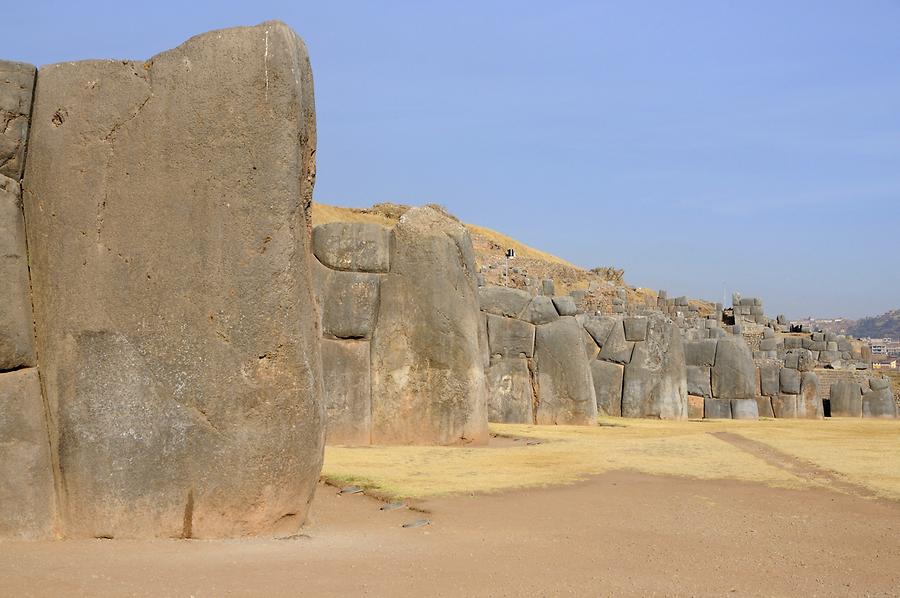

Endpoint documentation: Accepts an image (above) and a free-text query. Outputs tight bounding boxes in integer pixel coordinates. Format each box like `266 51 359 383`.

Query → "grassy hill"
847 310 900 339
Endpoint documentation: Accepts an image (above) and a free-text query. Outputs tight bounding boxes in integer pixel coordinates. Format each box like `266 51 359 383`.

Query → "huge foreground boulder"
22 22 324 538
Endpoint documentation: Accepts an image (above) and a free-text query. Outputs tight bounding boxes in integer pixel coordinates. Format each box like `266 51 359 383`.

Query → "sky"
6 1 899 319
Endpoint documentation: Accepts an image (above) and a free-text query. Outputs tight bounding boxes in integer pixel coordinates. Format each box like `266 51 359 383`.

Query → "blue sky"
7 1 899 318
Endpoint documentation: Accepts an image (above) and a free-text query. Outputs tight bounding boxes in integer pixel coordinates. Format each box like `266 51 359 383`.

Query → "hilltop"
847 310 900 340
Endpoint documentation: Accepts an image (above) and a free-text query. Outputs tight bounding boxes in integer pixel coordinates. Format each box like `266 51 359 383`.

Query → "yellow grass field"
322 418 900 501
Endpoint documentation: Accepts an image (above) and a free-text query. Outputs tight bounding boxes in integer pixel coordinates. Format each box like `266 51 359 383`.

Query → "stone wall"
315 208 489 446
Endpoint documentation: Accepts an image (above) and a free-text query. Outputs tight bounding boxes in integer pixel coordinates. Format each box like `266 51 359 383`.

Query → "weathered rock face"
312 222 390 272
486 357 533 424
621 313 687 419
321 338 371 445
0 176 36 370
486 314 535 358
0 369 57 539
316 266 381 339
591 359 623 417
0 61 36 180
861 379 897 419
829 380 862 418
22 22 323 538
704 398 731 419
711 337 757 400
730 398 759 420
534 317 598 425
799 372 823 419
370 207 488 444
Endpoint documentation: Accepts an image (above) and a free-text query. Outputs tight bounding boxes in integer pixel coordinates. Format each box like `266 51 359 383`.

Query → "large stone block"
22 22 324 538
478 285 531 318
730 398 759 420
862 390 897 419
686 365 712 398
486 357 533 424
759 363 780 397
591 359 623 417
0 368 56 539
621 314 687 419
711 337 756 400
704 398 731 419
316 265 380 339
521 295 560 325
755 396 775 418
370 207 488 444
0 176 36 369
780 368 801 395
623 317 648 342
772 394 801 418
0 61 36 180
799 372 823 419
581 315 618 348
534 317 597 425
598 320 634 365
688 395 705 419
312 222 390 272
551 295 577 317
829 380 862 418
684 339 718 367
486 313 535 358
321 339 371 445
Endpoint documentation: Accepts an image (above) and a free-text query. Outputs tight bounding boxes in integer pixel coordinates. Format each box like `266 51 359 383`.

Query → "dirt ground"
2 472 899 597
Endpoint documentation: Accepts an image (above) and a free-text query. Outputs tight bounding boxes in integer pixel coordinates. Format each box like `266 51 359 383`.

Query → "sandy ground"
2 472 899 597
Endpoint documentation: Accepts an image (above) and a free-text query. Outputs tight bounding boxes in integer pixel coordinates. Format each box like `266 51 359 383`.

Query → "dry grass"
322 418 900 500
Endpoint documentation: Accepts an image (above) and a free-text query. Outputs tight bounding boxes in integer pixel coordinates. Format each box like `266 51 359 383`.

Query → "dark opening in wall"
823 399 831 418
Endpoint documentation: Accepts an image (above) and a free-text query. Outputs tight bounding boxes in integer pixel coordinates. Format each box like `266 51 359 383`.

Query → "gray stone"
598 321 634 365
868 378 890 392
684 339 718 367
686 365 712 398
704 398 732 419
591 360 623 417
812 332 825 342
486 357 533 424
477 313 490 369
551 295 577 317
783 337 802 350
623 317 648 342
582 328 600 360
621 313 687 419
762 327 775 339
22 22 323 539
799 372 823 419
541 279 555 296
533 317 597 425
478 285 532 318
780 368 801 395
829 380 862 418
521 295 560 325
826 341 838 352
759 363 780 397
0 368 56 539
0 176 36 370
371 207 487 445
0 61 36 180
755 396 775 418
861 388 897 419
711 337 757 400
312 222 390 273
759 338 777 352
730 398 759 420
321 339 371 446
581 315 618 347
772 394 800 418
486 313 535 358
316 266 380 339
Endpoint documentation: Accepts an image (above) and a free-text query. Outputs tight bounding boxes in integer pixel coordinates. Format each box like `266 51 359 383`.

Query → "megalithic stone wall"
21 22 324 539
0 61 58 539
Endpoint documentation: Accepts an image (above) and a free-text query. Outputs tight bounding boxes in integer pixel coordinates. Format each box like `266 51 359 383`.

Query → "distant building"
873 359 897 370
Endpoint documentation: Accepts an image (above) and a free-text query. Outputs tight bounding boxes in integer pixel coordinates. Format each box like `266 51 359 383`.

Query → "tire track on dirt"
710 431 878 499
